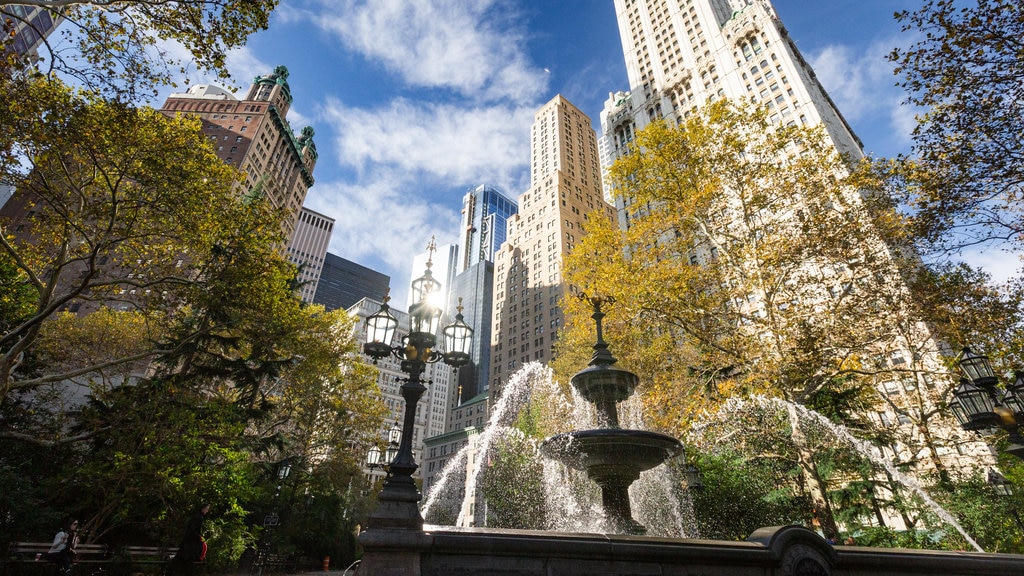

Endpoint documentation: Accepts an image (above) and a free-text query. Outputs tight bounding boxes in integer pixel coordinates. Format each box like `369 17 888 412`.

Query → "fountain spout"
542 293 682 534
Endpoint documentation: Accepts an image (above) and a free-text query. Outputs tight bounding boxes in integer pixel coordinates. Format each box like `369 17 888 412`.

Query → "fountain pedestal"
540 295 682 534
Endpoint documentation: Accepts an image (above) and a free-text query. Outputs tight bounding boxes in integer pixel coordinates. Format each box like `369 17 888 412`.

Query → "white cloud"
321 96 534 191
955 247 1021 286
308 95 536 301
806 38 915 155
302 176 462 306
311 0 547 102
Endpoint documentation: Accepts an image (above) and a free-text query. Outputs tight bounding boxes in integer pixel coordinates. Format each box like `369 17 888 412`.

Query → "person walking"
47 519 79 576
168 504 209 576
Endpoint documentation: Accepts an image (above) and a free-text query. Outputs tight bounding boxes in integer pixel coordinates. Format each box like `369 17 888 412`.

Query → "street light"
362 240 473 530
950 346 1024 460
366 422 401 472
253 458 294 576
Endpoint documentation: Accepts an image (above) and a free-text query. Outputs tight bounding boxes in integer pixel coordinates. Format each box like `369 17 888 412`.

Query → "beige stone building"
488 95 616 395
599 0 992 489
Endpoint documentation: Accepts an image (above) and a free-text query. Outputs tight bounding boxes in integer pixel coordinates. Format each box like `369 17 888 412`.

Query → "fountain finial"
578 292 618 367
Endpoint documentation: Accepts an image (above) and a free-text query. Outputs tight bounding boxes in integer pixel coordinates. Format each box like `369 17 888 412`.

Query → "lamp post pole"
253 459 292 576
361 239 473 530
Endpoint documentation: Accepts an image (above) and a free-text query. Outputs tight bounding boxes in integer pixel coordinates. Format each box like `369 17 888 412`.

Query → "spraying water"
422 362 694 536
421 362 550 520
691 395 984 552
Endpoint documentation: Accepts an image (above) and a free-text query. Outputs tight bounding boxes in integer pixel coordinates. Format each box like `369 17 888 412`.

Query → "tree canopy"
1 0 278 99
0 77 386 563
554 99 998 541
887 0 1024 257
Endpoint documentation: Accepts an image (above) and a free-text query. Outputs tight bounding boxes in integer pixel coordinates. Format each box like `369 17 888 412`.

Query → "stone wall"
357 525 1024 576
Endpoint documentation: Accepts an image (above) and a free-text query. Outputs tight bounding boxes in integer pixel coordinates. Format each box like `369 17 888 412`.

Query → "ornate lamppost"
362 244 473 529
949 346 1024 460
253 458 293 576
366 421 401 474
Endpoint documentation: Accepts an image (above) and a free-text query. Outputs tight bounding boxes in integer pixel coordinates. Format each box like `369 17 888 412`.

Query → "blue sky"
152 0 1011 307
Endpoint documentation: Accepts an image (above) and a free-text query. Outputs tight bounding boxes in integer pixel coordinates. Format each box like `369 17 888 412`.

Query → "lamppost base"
368 475 424 530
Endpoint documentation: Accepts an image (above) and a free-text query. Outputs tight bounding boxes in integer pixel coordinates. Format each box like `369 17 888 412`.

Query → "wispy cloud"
806 37 916 156
302 175 462 305
312 0 547 103
321 97 533 189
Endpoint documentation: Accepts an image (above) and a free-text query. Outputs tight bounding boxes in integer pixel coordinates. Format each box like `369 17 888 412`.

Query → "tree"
1 0 278 99
887 0 1024 257
556 100 966 538
0 76 260 409
685 448 808 541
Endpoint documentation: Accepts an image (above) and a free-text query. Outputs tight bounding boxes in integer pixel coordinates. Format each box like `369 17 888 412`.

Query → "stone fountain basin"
541 429 682 484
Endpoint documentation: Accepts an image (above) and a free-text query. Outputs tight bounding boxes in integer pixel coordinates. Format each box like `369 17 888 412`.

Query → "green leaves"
1 1 278 99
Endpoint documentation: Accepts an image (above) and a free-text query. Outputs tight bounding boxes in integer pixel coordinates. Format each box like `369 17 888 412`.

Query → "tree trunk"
787 402 839 539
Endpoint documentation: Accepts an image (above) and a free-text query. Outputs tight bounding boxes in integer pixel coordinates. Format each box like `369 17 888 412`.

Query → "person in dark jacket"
169 504 209 575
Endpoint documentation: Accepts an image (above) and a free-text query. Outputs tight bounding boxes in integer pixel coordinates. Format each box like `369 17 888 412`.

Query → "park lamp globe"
366 445 382 469
407 264 442 353
958 346 999 389
1002 371 1024 417
442 298 473 369
950 378 997 431
364 290 398 361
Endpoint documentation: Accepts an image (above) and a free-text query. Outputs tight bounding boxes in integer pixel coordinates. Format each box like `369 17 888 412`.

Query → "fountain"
356 294 1024 575
540 293 682 534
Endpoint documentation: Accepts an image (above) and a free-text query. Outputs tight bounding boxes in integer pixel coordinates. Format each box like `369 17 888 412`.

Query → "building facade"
1 5 61 58
286 207 334 303
457 185 519 274
488 95 616 395
159 66 317 238
313 253 390 312
601 0 990 483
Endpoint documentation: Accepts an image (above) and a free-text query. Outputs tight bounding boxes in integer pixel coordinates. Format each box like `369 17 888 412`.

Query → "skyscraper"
159 66 317 238
313 253 390 313
601 0 989 480
488 95 616 394
1 6 62 58
457 185 518 274
287 207 334 303
603 0 862 226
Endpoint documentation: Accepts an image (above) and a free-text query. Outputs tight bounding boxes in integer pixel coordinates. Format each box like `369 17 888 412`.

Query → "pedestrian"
47 519 79 575
168 504 209 575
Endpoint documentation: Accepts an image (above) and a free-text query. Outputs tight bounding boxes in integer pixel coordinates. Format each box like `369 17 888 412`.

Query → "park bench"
7 541 110 574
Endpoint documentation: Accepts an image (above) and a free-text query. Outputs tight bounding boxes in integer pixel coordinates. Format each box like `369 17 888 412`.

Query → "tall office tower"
445 260 493 407
287 207 334 303
457 185 519 273
488 95 616 394
159 66 317 238
313 253 390 312
601 0 989 480
435 186 517 406
1 6 62 57
349 297 452 476
603 0 862 227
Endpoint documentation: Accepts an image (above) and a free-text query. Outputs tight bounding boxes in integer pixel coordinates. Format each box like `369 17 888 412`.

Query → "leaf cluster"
1 0 278 100
888 0 1024 256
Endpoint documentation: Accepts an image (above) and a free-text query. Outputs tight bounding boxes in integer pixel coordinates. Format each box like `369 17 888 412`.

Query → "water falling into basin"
690 395 984 552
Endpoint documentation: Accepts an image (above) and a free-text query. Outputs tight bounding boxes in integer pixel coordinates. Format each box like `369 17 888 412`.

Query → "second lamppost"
950 346 1024 460
362 246 473 529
